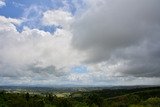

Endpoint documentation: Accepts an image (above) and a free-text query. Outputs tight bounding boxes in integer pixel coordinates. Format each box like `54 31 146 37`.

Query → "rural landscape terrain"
0 86 160 107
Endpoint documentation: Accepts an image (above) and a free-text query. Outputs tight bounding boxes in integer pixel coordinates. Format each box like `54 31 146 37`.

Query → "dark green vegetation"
0 86 160 107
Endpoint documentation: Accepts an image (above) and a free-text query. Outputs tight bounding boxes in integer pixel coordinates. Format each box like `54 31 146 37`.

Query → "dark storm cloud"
0 61 66 78
72 0 160 77
118 40 160 77
27 63 66 77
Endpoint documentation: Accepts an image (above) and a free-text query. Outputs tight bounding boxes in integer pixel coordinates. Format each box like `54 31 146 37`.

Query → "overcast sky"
0 0 160 86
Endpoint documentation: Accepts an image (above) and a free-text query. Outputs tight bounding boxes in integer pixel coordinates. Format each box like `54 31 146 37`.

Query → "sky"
0 0 160 86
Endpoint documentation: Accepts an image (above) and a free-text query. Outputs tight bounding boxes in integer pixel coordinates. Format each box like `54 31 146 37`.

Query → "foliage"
0 87 160 107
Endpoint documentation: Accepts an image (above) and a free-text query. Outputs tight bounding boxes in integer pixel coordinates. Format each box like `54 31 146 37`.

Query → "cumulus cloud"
0 16 86 85
72 0 160 78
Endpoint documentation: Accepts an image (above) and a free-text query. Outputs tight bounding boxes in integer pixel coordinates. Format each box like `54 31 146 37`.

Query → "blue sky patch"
71 66 87 73
0 0 86 33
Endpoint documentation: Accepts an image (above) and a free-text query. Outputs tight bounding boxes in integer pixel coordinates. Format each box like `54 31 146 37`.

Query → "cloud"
0 16 22 25
22 5 45 29
72 0 160 78
0 0 160 86
26 64 65 77
0 16 86 84
42 9 73 28
0 0 5 8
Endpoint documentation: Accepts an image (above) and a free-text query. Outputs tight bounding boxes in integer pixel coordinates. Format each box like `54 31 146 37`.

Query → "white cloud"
0 0 5 8
0 16 22 25
0 16 87 85
42 9 73 28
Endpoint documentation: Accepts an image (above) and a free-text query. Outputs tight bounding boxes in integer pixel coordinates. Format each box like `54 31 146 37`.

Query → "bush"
144 97 160 107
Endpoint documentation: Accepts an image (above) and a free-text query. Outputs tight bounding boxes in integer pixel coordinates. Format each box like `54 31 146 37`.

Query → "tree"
25 93 30 101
